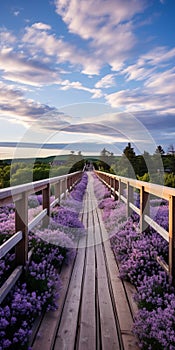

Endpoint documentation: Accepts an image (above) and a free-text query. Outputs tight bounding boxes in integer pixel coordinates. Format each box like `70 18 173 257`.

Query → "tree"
167 144 175 156
155 145 165 155
98 148 115 171
117 143 137 178
123 142 136 159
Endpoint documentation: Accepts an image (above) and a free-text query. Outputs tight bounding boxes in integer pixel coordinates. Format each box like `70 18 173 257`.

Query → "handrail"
0 171 82 303
95 170 175 281
0 171 81 203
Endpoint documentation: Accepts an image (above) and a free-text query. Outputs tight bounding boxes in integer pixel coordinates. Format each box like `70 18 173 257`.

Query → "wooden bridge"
31 172 138 350
1 170 175 349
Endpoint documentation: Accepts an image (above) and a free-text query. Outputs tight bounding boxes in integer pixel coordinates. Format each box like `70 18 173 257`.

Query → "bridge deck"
31 173 139 350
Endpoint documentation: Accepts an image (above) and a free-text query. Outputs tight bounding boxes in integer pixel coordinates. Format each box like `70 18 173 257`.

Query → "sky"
0 0 175 159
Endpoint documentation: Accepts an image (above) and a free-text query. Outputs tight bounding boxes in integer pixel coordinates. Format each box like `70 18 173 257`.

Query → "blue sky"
0 0 175 158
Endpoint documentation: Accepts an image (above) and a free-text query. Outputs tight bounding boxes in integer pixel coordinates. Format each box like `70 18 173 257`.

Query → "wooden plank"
53 192 87 350
144 214 169 242
93 206 121 350
31 190 86 350
28 209 47 231
95 188 139 350
0 266 23 303
129 202 140 215
50 197 59 208
169 195 175 280
78 181 96 350
95 170 172 200
42 184 50 226
104 241 139 350
156 256 169 274
140 188 150 233
54 240 86 350
32 262 76 350
15 192 28 266
0 231 22 259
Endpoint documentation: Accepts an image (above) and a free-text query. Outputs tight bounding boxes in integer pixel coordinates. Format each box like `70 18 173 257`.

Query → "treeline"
0 152 85 188
97 143 175 187
1 144 175 189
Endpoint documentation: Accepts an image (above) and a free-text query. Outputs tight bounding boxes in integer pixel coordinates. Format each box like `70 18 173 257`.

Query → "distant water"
0 147 68 160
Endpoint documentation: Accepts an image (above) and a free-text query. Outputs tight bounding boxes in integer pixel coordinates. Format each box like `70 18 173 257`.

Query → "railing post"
126 182 133 217
110 176 113 194
114 178 119 200
70 176 73 189
55 181 61 204
169 195 175 282
43 183 50 226
67 177 70 192
118 179 122 201
61 178 67 199
140 186 150 233
65 177 67 197
15 192 28 266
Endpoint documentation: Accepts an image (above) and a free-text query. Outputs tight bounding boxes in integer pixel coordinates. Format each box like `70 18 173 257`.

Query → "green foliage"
97 148 115 171
137 173 150 182
116 143 137 178
164 173 175 187
0 153 85 188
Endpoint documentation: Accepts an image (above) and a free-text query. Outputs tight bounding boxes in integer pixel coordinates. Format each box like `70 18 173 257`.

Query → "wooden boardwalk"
31 173 139 350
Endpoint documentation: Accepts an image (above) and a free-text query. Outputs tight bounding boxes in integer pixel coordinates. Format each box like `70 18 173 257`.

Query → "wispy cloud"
54 0 148 72
22 23 102 75
0 82 69 130
13 11 20 16
145 67 175 95
0 28 16 44
0 45 62 87
60 80 103 98
105 87 175 115
95 74 116 89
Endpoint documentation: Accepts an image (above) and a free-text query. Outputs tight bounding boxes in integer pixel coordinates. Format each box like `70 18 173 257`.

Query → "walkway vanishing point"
31 173 139 350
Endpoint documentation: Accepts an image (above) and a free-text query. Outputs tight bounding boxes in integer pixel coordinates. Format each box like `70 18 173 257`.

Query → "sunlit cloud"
60 80 103 98
95 74 116 89
54 0 148 72
13 11 20 16
0 46 62 86
0 82 69 130
0 0 175 153
0 28 16 45
105 87 175 115
22 23 102 75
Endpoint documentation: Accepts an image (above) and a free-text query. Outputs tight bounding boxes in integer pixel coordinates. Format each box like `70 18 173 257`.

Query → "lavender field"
1 172 175 349
93 174 175 350
0 174 88 350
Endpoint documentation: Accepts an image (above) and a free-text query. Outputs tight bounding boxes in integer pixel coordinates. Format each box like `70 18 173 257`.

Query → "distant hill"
0 154 102 165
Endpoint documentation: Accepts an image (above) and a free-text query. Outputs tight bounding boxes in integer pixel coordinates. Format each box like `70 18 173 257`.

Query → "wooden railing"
0 171 82 303
95 170 175 281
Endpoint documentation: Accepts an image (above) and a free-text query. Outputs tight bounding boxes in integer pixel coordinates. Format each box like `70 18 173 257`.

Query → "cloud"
95 74 116 89
139 46 175 66
0 82 69 130
144 67 175 95
105 87 175 115
55 0 147 39
0 28 16 45
32 22 52 31
0 26 102 97
22 23 102 75
54 0 148 72
121 46 175 83
123 64 155 82
13 11 20 16
0 45 62 86
105 45 175 116
60 80 103 98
